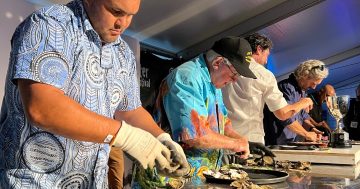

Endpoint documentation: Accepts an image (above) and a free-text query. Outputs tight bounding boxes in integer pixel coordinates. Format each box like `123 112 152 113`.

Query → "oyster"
230 180 251 189
276 160 292 170
262 156 274 166
246 158 258 166
230 180 273 189
275 160 311 171
203 168 248 181
229 169 248 180
167 179 184 189
293 161 311 171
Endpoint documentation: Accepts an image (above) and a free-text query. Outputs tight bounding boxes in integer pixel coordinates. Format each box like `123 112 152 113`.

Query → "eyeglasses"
311 65 325 71
223 58 240 79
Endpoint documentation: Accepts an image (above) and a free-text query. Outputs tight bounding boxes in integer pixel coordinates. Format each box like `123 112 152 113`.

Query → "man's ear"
212 56 223 70
255 45 262 54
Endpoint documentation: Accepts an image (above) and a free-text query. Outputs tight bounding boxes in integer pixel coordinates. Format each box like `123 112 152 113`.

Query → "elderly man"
307 84 336 134
0 0 188 188
264 60 329 145
133 37 274 188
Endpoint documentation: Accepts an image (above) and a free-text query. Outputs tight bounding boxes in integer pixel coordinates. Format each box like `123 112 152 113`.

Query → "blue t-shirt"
0 0 140 188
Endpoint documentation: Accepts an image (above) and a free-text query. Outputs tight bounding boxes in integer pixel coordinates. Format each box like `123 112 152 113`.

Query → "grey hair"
294 59 329 80
205 49 221 63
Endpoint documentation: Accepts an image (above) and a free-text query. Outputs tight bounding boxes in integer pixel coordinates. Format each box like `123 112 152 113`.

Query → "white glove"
111 121 171 169
157 133 190 177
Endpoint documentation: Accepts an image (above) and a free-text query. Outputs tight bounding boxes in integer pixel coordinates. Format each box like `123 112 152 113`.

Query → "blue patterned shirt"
0 0 140 188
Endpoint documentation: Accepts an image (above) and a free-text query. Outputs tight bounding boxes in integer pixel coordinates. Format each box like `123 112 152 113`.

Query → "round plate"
203 168 289 185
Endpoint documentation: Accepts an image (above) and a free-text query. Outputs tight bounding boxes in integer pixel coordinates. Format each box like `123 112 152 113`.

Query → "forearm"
287 121 310 138
308 117 317 125
224 126 244 139
274 98 312 120
303 119 316 130
114 107 164 137
19 80 120 143
273 106 296 120
184 132 236 150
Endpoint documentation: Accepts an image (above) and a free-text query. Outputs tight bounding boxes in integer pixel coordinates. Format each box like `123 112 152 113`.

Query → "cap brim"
230 58 257 79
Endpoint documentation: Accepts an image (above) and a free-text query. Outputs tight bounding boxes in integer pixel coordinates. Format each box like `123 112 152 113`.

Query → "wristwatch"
104 134 114 144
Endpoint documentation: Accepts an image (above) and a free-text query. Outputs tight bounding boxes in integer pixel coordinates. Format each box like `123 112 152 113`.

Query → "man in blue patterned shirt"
0 0 188 188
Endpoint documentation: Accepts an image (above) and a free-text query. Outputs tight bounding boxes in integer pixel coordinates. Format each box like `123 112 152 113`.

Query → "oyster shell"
293 161 311 170
262 156 274 166
230 180 273 189
167 179 184 189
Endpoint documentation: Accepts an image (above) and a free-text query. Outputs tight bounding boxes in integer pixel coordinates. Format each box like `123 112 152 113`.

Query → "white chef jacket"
222 58 288 143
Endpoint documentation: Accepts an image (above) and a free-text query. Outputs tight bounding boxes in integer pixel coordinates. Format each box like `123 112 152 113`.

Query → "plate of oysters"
287 141 329 147
203 166 289 185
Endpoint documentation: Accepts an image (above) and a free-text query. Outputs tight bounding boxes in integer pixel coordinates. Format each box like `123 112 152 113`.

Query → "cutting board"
309 163 360 179
272 145 360 165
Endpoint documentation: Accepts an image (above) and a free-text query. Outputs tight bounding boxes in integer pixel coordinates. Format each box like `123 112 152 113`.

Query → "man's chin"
215 83 226 89
101 35 119 44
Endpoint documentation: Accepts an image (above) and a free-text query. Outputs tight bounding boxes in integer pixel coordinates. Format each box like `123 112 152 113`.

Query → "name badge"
350 121 358 128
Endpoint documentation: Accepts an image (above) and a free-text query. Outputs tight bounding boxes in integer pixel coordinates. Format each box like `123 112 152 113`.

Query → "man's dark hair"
245 33 273 53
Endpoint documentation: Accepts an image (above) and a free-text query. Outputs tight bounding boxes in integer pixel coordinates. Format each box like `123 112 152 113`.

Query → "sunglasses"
223 59 240 79
311 65 325 71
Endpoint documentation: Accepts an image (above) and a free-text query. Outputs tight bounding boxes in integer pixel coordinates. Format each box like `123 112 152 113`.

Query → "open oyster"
167 179 184 189
230 180 273 189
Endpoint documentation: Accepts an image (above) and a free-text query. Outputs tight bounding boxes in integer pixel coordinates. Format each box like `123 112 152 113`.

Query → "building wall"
0 0 36 106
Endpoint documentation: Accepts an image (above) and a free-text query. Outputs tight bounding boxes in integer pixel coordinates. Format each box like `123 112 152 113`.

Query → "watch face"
104 134 114 144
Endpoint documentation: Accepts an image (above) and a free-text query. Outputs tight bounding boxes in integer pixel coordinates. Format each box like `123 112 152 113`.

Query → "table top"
183 171 360 188
272 144 360 165
183 145 360 188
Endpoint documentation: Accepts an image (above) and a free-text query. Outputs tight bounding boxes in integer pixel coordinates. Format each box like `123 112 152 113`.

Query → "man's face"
212 58 239 88
322 88 335 103
258 48 270 65
85 0 140 43
300 77 323 91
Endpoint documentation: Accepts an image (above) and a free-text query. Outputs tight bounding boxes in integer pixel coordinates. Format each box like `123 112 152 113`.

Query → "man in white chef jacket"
222 33 314 146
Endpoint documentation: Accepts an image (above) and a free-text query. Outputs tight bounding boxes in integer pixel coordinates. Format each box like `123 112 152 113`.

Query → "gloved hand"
157 133 190 177
249 142 275 157
111 121 172 170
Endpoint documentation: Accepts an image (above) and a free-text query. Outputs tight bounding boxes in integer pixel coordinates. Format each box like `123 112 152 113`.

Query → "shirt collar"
289 73 306 97
198 54 211 83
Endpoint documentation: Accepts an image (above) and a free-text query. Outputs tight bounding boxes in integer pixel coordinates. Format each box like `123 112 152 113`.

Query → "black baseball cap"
211 36 256 79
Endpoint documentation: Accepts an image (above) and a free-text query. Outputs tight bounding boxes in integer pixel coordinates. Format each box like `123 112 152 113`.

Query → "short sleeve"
163 70 211 141
263 73 288 112
10 11 74 91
